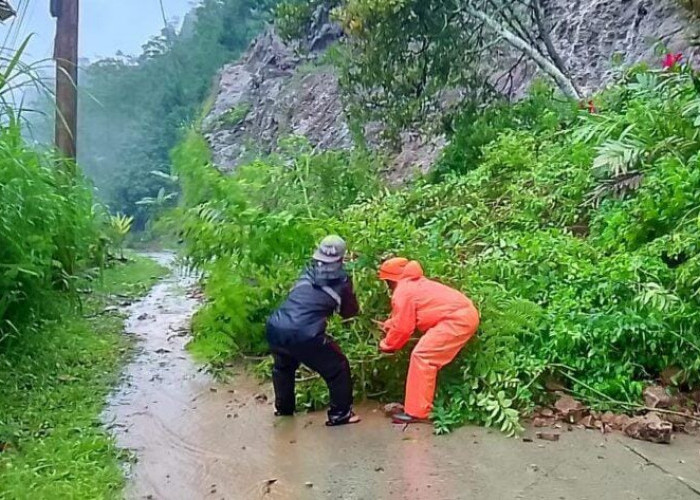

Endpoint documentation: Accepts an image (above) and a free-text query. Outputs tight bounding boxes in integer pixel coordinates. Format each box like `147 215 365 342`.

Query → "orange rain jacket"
378 260 480 418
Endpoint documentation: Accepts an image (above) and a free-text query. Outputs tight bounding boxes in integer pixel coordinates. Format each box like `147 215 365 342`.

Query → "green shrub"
216 103 251 129
275 1 316 41
0 122 107 345
174 131 380 361
177 65 700 435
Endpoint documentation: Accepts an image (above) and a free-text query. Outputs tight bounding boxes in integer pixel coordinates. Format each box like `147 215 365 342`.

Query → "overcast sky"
4 0 196 62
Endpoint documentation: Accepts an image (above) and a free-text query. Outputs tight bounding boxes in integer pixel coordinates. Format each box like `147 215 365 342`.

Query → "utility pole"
51 0 79 161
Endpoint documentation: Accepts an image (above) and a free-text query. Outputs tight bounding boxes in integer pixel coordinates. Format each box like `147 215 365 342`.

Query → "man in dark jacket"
266 235 360 426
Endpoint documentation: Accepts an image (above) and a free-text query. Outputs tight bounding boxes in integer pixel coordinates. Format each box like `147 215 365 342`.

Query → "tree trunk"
467 7 581 98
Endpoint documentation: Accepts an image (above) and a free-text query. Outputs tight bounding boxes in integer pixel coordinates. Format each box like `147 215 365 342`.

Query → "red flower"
587 100 597 114
578 99 597 114
662 53 683 70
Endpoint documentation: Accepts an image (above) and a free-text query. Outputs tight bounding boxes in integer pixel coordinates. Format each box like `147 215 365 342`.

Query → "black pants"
270 335 353 423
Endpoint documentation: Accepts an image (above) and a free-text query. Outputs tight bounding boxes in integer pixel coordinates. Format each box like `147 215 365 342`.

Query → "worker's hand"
379 339 396 354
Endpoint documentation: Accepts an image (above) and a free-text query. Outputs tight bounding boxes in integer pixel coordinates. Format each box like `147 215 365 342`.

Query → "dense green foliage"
174 133 379 363
177 61 700 434
0 120 109 346
0 257 168 498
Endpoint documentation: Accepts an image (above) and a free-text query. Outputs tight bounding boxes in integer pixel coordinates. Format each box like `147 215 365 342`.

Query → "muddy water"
107 254 700 500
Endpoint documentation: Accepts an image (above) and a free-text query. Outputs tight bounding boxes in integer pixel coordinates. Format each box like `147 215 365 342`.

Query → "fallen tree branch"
554 366 700 422
465 6 580 98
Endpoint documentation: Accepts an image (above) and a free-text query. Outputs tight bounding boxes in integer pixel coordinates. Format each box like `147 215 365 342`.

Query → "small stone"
578 415 595 428
624 413 673 444
540 408 554 418
536 432 560 442
600 412 616 425
305 482 313 488
532 417 550 428
643 386 673 409
383 403 404 417
554 395 585 423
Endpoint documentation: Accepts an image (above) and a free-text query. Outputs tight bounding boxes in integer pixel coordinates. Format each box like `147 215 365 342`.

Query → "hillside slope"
203 0 699 181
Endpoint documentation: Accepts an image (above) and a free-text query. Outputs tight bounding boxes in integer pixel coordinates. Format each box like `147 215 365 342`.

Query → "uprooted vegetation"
176 62 700 435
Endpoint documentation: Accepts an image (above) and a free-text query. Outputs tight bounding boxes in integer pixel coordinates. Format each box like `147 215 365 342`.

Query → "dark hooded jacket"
266 262 360 346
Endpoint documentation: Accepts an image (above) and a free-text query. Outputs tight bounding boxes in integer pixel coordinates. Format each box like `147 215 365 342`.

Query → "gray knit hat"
312 235 347 263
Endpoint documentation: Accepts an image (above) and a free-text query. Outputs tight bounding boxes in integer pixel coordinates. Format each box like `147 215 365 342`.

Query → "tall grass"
0 29 108 346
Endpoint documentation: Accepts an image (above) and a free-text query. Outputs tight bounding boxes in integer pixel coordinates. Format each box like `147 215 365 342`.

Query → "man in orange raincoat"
378 258 480 424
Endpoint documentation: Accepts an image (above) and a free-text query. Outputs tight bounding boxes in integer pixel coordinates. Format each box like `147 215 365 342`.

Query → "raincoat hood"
401 260 424 280
378 257 409 282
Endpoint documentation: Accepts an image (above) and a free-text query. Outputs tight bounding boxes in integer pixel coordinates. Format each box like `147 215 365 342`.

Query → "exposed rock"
203 27 351 173
554 395 586 423
204 0 700 182
536 431 560 442
384 133 448 185
611 414 633 430
643 385 674 409
504 0 700 97
600 411 616 425
577 415 595 429
544 0 699 94
663 411 691 431
624 413 673 444
533 417 552 428
383 403 405 417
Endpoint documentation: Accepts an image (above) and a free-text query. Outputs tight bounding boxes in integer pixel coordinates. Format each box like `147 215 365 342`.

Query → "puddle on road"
105 254 700 500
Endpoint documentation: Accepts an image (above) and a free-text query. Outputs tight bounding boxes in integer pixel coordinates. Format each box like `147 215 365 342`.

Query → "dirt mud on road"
105 255 700 500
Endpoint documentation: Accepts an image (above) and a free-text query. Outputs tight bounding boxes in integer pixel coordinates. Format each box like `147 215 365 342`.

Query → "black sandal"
391 412 431 425
326 412 361 427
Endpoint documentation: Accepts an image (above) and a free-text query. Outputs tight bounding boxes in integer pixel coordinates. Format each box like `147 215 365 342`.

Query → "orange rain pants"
379 260 480 419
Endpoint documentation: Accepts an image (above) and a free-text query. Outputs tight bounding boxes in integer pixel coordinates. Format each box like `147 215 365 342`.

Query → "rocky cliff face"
203 0 698 180
203 5 354 173
547 0 698 92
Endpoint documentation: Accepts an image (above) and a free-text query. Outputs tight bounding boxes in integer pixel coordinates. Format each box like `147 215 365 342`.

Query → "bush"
173 132 379 362
275 1 317 41
177 65 700 435
0 121 107 346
